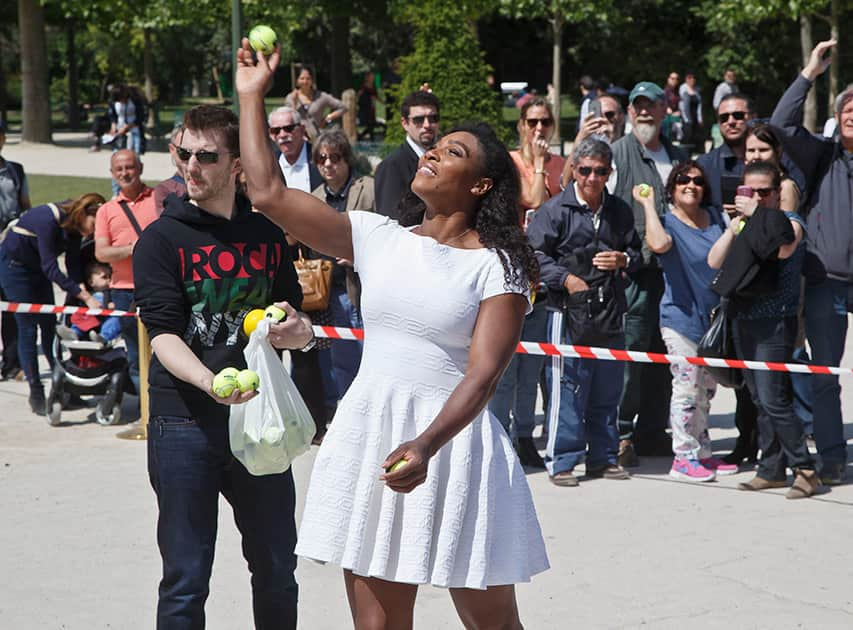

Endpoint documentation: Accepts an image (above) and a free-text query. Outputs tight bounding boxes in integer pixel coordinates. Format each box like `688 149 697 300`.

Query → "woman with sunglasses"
285 66 347 142
237 41 547 628
308 129 375 414
745 124 801 212
0 193 105 415
633 162 737 481
488 97 565 468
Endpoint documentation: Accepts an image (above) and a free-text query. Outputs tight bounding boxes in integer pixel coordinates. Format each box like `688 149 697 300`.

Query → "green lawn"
27 174 159 208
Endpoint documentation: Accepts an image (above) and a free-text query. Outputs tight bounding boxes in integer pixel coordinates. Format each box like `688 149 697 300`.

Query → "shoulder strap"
118 200 144 237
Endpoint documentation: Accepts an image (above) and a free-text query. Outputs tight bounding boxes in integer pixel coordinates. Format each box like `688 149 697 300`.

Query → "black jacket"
133 192 302 422
710 206 794 304
374 141 419 220
527 184 641 313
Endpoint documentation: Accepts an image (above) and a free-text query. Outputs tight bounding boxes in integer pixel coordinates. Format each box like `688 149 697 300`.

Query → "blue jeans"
544 309 624 475
148 415 298 630
804 278 851 470
0 250 56 390
489 299 547 438
327 283 363 398
110 289 139 393
733 316 813 480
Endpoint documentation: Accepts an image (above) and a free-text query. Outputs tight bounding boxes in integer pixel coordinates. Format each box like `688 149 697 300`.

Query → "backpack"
0 160 25 230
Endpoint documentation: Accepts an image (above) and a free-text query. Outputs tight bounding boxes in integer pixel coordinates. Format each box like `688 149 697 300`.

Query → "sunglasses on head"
269 124 299 135
408 114 440 126
754 187 778 197
525 117 554 128
316 152 342 165
174 146 227 164
719 111 747 123
576 166 611 177
675 174 705 186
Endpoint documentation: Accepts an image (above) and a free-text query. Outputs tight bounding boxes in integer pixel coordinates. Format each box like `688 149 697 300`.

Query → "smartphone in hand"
736 185 753 198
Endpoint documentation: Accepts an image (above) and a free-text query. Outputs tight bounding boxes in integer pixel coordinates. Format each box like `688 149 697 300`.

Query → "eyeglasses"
601 111 617 122
174 146 228 164
316 153 342 165
755 187 778 197
674 174 705 186
269 124 299 135
408 114 440 126
525 118 554 128
576 166 611 177
719 111 747 123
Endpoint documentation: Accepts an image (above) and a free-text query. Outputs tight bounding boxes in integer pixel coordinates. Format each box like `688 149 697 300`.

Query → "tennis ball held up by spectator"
212 367 240 397
249 25 278 56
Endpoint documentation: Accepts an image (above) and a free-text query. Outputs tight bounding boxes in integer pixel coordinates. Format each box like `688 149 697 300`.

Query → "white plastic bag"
229 317 316 475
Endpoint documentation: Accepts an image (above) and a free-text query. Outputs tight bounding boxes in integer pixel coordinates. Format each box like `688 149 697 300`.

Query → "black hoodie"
133 192 302 422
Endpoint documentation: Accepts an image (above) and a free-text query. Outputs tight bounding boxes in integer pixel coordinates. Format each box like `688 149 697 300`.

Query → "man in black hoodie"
134 105 314 629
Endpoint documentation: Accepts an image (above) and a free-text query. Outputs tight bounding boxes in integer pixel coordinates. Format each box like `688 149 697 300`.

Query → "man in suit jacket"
269 106 323 193
374 91 440 221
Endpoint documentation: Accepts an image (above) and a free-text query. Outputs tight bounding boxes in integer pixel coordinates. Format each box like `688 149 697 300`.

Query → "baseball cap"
628 82 665 104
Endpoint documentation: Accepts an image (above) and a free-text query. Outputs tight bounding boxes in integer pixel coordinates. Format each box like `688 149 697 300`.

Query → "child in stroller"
47 260 128 426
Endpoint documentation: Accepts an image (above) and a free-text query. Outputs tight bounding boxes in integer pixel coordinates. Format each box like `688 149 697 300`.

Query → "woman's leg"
661 327 709 460
450 584 523 630
343 570 418 630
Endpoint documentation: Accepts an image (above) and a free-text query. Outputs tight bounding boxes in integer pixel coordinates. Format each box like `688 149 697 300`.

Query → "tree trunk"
799 14 817 132
212 66 224 101
66 21 80 129
18 0 51 143
828 0 839 114
550 12 564 149
143 28 155 128
329 14 352 97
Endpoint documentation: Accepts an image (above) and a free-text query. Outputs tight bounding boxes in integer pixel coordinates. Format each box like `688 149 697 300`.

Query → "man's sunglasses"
719 111 747 123
754 187 778 197
601 111 617 122
674 174 705 186
269 124 299 134
316 153 342 164
407 114 440 126
576 166 611 177
174 146 229 164
525 117 554 128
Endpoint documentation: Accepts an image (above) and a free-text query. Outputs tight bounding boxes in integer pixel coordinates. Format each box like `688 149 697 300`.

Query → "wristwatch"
299 330 317 353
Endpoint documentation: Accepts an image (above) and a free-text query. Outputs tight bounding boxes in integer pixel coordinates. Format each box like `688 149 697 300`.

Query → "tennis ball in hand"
638 183 652 198
385 458 409 473
264 304 287 322
211 367 239 397
243 308 266 336
236 369 260 393
248 25 278 56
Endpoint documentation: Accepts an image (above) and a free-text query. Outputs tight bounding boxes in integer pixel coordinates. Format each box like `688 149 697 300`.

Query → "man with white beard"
609 82 688 467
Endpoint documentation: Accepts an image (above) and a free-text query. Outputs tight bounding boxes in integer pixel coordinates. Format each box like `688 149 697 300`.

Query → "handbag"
563 278 623 346
697 297 743 389
293 245 332 312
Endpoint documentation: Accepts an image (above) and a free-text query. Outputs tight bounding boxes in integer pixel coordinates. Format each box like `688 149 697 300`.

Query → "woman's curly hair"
397 121 539 289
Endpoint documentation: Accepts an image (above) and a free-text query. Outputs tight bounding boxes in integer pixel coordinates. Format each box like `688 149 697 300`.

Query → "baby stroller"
45 237 129 426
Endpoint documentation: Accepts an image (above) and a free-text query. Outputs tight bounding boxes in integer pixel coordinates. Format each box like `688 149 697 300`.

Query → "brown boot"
786 469 820 500
618 439 639 468
737 476 786 491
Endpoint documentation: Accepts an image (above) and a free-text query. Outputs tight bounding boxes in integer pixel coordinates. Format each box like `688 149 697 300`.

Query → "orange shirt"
95 186 159 289
510 150 566 211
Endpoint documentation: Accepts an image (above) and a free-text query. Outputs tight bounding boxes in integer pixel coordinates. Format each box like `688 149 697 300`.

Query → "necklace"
441 227 473 246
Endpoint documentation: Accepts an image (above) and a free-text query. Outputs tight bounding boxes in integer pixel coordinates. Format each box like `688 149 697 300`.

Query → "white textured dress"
295 211 549 589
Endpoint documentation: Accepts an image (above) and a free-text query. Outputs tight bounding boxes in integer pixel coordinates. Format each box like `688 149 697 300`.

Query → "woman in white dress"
236 41 548 629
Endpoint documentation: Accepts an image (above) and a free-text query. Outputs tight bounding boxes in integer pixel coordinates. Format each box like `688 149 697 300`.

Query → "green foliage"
385 0 504 146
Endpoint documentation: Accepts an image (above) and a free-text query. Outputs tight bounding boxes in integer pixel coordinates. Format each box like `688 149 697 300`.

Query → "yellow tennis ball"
236 369 260 393
243 308 266 336
264 304 287 322
638 183 652 198
248 25 277 56
385 458 408 473
211 368 239 397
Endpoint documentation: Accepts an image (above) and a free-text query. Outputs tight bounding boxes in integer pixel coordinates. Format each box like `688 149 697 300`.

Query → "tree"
19 0 50 142
385 0 503 146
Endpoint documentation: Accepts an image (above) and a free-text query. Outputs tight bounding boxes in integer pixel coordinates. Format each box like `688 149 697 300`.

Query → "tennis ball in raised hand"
638 183 652 198
236 369 260 393
264 304 287 322
385 458 408 473
248 25 277 56
243 308 266 336
212 368 239 397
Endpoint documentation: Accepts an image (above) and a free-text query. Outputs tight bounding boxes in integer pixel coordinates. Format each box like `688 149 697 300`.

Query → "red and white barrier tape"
1 302 847 376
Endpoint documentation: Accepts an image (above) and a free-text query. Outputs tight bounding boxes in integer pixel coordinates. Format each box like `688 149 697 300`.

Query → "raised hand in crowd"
802 39 837 81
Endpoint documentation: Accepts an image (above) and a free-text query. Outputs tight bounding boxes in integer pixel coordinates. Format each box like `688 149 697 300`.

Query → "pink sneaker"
701 457 739 476
669 457 716 482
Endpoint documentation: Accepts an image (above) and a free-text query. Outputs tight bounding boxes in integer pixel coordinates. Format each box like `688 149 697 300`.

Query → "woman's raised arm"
235 39 352 260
